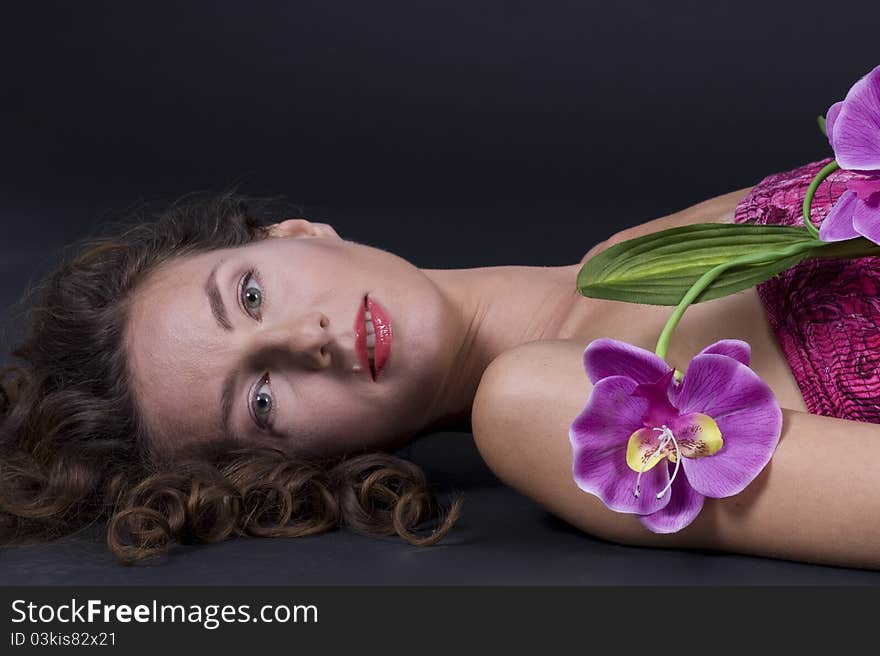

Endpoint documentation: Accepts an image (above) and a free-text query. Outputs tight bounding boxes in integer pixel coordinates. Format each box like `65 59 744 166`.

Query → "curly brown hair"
0 191 462 564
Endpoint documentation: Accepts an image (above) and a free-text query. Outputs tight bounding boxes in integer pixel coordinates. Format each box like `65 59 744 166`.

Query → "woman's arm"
472 338 880 570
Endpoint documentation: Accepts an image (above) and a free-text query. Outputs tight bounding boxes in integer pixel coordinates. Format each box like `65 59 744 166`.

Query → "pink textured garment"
734 157 880 423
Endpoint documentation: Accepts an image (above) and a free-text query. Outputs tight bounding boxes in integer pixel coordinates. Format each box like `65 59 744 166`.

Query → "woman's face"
125 219 457 456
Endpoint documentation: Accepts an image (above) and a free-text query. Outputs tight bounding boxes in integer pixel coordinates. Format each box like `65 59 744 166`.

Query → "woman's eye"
240 271 264 318
251 374 273 428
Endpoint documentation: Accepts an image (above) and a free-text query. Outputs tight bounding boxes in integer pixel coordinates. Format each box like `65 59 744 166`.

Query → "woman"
2 159 878 569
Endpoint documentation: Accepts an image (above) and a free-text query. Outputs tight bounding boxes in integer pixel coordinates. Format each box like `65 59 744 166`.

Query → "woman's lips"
353 295 373 380
367 295 392 378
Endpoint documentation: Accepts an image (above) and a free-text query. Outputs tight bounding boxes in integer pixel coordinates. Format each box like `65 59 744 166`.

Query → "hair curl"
0 191 462 564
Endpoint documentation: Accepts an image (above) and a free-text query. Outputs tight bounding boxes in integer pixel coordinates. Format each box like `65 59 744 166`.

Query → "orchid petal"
825 100 844 148
695 338 751 367
818 190 862 242
673 353 782 498
846 175 880 201
573 433 670 516
570 376 670 515
673 353 778 422
638 472 704 534
582 338 671 385
851 190 880 244
832 64 880 171
569 375 647 451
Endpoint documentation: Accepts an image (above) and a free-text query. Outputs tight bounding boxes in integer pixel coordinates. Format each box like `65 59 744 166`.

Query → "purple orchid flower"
820 63 880 244
569 338 782 533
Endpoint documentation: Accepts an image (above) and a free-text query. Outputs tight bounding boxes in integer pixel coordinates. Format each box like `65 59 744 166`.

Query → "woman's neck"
418 262 587 434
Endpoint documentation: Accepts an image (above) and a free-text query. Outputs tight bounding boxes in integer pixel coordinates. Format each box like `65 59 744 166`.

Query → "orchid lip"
633 425 681 499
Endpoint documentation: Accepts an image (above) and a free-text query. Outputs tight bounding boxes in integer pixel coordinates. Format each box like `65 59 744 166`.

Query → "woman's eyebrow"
205 259 233 332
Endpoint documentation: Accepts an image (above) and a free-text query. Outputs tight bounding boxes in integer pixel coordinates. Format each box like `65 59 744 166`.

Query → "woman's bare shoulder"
472 338 657 545
580 186 754 264
472 338 880 569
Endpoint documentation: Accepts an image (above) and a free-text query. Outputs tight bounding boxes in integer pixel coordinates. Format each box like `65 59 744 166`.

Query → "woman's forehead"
125 249 236 439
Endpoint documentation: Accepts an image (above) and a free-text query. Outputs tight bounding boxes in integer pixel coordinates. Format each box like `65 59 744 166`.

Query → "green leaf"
577 223 819 306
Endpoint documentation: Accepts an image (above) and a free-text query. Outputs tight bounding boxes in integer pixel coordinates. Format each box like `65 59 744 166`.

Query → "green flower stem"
802 159 840 239
654 240 819 381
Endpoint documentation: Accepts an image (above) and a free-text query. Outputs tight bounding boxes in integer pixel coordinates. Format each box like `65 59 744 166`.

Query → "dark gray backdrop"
3 2 878 274
1 1 879 584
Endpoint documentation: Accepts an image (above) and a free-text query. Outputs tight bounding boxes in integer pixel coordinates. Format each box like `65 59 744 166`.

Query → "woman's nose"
257 311 332 369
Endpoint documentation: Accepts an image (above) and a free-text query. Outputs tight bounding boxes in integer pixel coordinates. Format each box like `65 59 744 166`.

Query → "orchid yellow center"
626 413 723 499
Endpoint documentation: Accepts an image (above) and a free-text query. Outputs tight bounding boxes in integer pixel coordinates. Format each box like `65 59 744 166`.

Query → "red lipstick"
367 295 392 378
353 295 373 381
